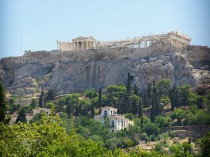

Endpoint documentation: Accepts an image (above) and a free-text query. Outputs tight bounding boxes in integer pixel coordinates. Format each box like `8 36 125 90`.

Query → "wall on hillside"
0 44 209 97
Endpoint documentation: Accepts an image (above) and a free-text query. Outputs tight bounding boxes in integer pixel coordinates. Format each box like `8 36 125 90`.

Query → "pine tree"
15 108 27 123
0 83 6 122
39 87 44 108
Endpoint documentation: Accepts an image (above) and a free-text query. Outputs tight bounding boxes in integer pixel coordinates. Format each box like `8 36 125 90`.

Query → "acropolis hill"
0 31 210 104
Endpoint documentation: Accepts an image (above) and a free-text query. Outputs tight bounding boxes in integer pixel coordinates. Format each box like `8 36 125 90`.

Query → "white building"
94 106 133 132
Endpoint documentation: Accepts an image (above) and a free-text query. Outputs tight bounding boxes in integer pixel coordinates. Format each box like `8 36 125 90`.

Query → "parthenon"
57 31 191 52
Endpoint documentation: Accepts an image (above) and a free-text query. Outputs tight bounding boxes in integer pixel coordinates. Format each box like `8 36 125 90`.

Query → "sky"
0 0 210 58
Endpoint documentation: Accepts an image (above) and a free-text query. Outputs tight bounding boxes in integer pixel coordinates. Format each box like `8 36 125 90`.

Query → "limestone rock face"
0 45 209 99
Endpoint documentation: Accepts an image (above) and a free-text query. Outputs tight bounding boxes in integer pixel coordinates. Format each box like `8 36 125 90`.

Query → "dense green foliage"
0 82 6 122
3 76 210 156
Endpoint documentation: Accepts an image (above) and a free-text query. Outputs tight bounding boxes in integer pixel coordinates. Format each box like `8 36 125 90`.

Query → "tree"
66 103 74 118
127 73 133 95
199 132 210 157
0 82 6 122
30 99 37 109
98 88 102 108
83 88 98 99
39 87 44 108
133 84 139 95
196 96 203 109
15 108 27 123
45 89 55 103
138 98 143 118
155 79 171 98
179 85 190 106
170 84 179 110
91 99 95 118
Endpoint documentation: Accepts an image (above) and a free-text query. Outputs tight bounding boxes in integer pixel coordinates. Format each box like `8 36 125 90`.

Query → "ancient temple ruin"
57 31 191 52
57 36 100 51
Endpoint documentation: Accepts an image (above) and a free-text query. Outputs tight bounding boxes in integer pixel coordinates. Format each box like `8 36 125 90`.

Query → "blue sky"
0 0 210 58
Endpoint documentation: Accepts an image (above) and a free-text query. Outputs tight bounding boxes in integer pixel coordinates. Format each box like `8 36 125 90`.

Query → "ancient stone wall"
0 43 209 97
185 45 210 70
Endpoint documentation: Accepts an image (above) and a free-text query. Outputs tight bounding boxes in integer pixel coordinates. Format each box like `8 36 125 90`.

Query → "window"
104 110 107 116
111 121 115 127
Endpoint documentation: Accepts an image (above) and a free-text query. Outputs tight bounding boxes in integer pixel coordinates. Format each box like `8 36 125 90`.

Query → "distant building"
57 31 191 52
32 108 51 115
94 106 133 132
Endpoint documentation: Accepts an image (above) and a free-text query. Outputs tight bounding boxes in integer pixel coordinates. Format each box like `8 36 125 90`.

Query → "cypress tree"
138 98 143 118
142 92 149 108
15 108 27 123
196 96 203 109
140 116 144 128
39 87 44 108
75 99 79 117
46 89 55 103
98 88 102 108
132 100 137 115
134 84 139 95
127 73 133 95
117 98 121 114
150 82 156 122
150 96 155 123
0 83 6 122
91 99 95 118
66 104 73 118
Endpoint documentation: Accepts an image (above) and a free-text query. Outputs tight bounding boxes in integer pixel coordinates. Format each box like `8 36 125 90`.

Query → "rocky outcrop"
0 44 209 100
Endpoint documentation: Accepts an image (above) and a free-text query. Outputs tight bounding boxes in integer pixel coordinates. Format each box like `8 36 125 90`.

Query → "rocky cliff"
0 43 210 103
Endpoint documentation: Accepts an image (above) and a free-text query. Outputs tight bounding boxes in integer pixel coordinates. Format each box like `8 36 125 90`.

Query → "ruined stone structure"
100 31 191 48
0 31 209 105
57 31 191 52
57 36 100 51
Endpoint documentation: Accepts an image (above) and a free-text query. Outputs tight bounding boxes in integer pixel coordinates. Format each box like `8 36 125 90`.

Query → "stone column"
82 41 84 50
144 41 147 48
57 41 59 50
132 43 134 48
87 41 89 50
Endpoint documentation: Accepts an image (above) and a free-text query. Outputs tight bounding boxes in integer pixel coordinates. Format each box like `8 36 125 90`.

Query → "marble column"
87 41 89 49
144 41 147 48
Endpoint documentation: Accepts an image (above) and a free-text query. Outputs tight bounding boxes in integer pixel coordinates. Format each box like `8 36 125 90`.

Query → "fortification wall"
185 45 210 70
